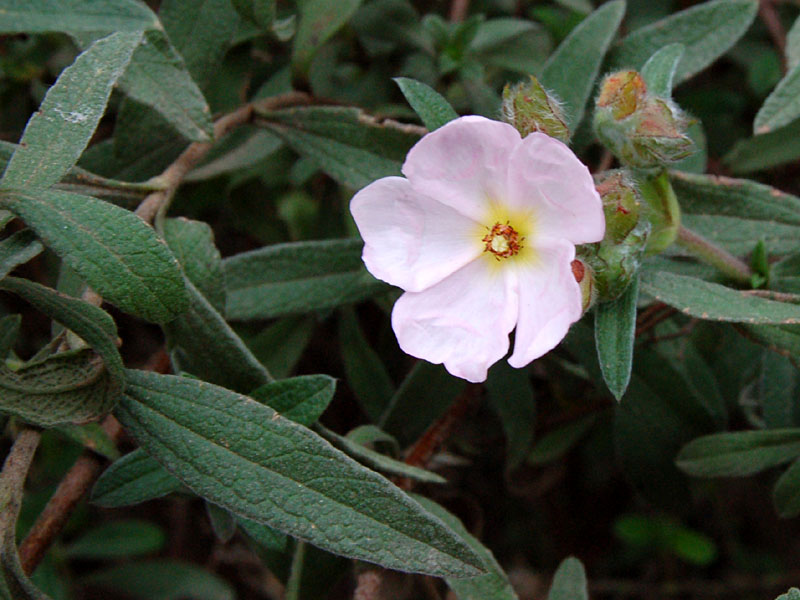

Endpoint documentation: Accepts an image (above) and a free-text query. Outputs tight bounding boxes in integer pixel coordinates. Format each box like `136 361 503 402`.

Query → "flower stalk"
676 225 753 285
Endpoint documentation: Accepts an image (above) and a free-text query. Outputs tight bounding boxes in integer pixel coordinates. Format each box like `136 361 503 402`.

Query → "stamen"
482 222 523 259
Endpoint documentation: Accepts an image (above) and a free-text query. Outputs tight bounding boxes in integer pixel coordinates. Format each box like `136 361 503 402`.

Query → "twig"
18 416 122 575
449 0 470 22
759 0 788 73
0 428 42 521
676 226 753 285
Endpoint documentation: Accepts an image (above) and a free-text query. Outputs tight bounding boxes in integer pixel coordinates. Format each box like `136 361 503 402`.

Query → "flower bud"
594 70 693 168
501 76 569 143
636 170 680 255
595 170 640 243
571 259 597 313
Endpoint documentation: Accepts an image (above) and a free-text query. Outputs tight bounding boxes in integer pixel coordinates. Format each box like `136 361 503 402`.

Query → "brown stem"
759 0 788 73
18 416 122 575
449 0 470 22
0 428 42 522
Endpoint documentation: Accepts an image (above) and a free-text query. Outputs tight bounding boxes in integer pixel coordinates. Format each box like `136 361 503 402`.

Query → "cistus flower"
350 116 604 382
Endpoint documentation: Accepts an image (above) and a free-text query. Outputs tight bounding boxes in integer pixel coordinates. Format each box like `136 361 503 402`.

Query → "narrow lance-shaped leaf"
1 31 142 189
540 0 625 132
724 117 800 174
595 275 639 400
754 63 800 134
394 78 459 131
224 239 388 321
610 0 758 84
413 495 519 600
0 276 122 380
256 106 420 190
292 0 364 78
0 188 187 324
640 43 685 97
773 457 800 518
547 557 588 600
250 375 335 426
0 0 157 33
115 370 485 577
640 271 800 325
676 429 800 477
91 448 185 508
787 15 800 71
0 230 43 281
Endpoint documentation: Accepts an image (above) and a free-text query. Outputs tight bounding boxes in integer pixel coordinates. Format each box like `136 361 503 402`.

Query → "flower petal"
351 176 482 292
391 258 518 383
508 238 581 368
506 132 604 245
402 116 521 222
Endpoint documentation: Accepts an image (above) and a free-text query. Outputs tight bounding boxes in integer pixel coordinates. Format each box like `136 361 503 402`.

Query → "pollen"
483 222 523 259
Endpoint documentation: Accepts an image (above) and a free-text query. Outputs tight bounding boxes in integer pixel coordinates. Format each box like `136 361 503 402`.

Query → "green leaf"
1 32 141 189
595 275 639 400
540 0 625 132
91 449 184 508
640 271 800 325
242 316 315 380
83 560 235 600
224 238 388 321
163 217 225 312
754 63 800 134
55 422 120 460
65 520 166 559
0 315 20 360
759 352 798 429
158 0 240 93
527 415 598 466
250 375 335 426
773 252 800 294
669 170 800 256
394 77 459 131
292 0 364 78
206 502 237 543
115 370 485 577
640 43 685 97
744 324 800 359
338 308 395 423
0 348 121 427
777 589 800 600
485 361 536 470
185 129 283 182
165 279 272 393
315 425 446 484
0 189 187 323
381 361 467 446
256 106 420 189
0 230 43 281
547 557 588 600
470 17 550 75
230 0 275 29
610 0 758 84
724 117 800 174
0 276 122 380
787 16 800 70
773 458 800 518
676 429 800 477
0 0 157 33
119 30 213 142
413 495 519 600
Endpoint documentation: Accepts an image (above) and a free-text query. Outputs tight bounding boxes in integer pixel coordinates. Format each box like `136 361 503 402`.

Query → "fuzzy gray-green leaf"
595 275 639 400
115 370 485 577
0 231 43 281
640 43 685 97
224 239 388 320
394 77 459 131
0 0 157 33
91 449 184 508
540 0 625 132
0 188 187 324
754 63 800 134
547 557 588 600
611 0 758 84
676 429 800 477
1 31 141 189
250 375 335 426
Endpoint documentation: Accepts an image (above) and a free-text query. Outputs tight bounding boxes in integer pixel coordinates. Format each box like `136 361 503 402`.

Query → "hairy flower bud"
571 259 596 313
594 70 693 168
501 76 569 143
595 170 640 243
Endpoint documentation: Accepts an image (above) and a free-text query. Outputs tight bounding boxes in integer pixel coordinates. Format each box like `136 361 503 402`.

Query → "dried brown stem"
449 0 470 22
759 0 788 73
18 416 122 575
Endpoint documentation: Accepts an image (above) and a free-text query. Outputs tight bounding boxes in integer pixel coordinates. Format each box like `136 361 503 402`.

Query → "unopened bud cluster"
501 76 569 143
578 171 650 300
593 70 693 168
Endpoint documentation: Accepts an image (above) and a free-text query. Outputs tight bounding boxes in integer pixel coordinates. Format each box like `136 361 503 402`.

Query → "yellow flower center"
482 222 523 259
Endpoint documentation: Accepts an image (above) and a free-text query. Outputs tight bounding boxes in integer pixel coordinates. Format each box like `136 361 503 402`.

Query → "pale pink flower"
350 116 604 383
